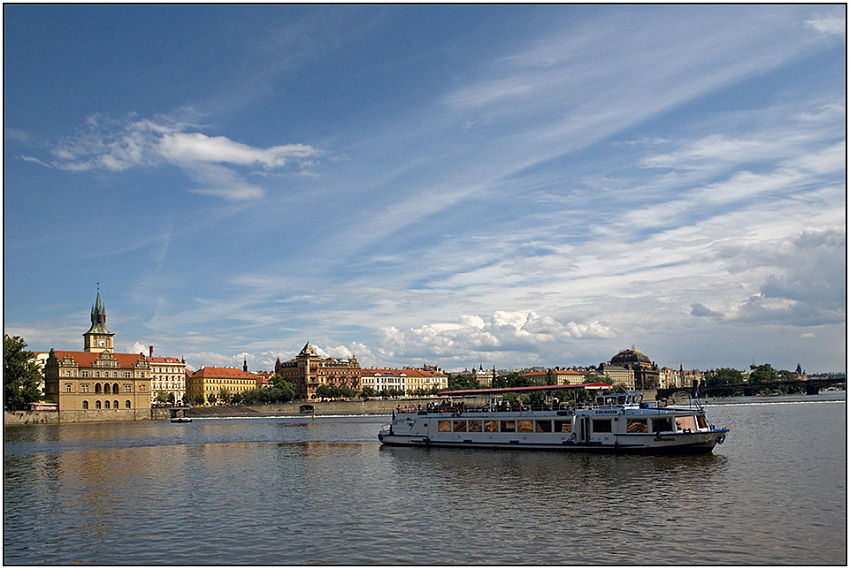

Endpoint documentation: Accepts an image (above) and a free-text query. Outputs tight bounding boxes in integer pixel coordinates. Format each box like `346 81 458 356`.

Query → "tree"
154 390 169 405
4 335 43 410
270 375 296 401
448 374 479 391
166 392 176 405
208 393 217 405
706 368 742 386
493 371 529 389
218 387 231 405
193 394 205 406
749 364 776 384
360 386 376 399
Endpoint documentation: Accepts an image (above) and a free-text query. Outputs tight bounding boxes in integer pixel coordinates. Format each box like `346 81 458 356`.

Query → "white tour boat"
378 384 728 454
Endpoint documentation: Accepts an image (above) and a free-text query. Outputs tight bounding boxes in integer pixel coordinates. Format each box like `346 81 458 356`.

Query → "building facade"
42 289 152 419
598 364 636 390
607 348 659 390
148 346 187 405
275 343 361 400
361 368 449 396
522 369 588 386
186 367 258 405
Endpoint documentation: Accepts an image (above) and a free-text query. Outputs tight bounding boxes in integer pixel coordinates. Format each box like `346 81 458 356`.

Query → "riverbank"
3 398 413 425
184 397 445 418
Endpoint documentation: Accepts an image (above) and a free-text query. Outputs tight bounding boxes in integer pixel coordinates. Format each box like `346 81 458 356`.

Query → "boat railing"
406 402 581 415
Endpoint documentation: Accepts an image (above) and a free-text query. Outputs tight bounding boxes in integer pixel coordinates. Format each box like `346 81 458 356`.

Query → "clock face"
97 339 106 347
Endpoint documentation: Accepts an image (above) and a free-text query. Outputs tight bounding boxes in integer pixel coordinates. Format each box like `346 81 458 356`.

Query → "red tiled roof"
192 367 255 379
53 350 144 368
149 356 181 363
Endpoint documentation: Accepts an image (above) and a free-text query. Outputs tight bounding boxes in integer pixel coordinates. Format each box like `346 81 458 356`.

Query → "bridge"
657 378 846 400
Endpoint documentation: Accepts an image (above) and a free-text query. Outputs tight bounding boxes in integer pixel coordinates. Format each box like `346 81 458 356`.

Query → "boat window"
617 395 626 404
468 420 482 432
484 420 498 432
675 416 697 432
553 420 571 433
535 420 552 432
438 420 451 432
653 417 673 432
592 419 612 433
501 420 516 432
453 420 467 432
517 420 533 433
696 415 708 429
627 419 648 433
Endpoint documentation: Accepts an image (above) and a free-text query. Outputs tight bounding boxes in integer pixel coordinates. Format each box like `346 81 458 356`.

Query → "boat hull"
378 431 725 454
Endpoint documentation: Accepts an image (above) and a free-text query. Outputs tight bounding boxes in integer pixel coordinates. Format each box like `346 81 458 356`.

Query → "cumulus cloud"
27 114 323 201
376 311 614 364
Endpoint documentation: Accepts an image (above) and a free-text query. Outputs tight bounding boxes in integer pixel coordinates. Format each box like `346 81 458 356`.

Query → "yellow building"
187 366 257 405
42 289 152 420
522 369 588 386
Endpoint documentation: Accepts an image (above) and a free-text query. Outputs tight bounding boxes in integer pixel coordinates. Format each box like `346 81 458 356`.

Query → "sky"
3 4 846 374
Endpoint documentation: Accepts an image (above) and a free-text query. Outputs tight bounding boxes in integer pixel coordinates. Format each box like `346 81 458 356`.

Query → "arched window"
114 401 119 409
112 383 119 394
82 401 89 410
125 400 131 409
104 400 110 409
95 384 102 394
95 401 102 409
103 383 110 394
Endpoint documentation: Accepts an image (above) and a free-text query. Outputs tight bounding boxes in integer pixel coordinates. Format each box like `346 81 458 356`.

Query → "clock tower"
83 287 114 353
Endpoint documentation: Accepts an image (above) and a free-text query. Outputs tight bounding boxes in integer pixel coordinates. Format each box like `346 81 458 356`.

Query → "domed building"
608 348 660 390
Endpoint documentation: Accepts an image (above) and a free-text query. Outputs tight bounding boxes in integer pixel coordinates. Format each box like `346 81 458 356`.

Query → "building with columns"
42 289 152 420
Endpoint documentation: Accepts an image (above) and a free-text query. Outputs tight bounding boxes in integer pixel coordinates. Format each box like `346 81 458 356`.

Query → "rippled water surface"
4 395 845 565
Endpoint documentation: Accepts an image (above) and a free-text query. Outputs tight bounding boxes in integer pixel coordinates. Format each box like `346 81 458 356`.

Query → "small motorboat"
170 417 192 423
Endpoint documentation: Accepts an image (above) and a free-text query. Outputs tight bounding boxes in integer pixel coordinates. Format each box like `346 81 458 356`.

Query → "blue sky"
4 5 846 373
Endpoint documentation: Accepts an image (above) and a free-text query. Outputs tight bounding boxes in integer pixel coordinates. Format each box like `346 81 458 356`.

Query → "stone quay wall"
5 399 416 425
186 398 436 418
5 407 171 426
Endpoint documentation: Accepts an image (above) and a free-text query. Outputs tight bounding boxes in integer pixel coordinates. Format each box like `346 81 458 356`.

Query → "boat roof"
439 383 611 396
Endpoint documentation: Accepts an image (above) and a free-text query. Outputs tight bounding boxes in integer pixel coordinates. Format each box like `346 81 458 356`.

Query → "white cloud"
157 132 320 168
376 311 614 365
32 115 323 200
806 16 845 36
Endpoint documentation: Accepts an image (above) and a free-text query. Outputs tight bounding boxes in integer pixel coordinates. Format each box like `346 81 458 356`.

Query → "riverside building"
42 289 153 421
186 366 258 405
275 342 361 400
522 369 588 386
148 346 187 405
361 368 449 396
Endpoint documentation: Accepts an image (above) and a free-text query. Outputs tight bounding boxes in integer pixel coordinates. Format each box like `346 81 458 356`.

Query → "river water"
4 393 845 565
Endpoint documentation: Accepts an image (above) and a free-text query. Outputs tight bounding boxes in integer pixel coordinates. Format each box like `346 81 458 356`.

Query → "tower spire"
84 285 113 351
